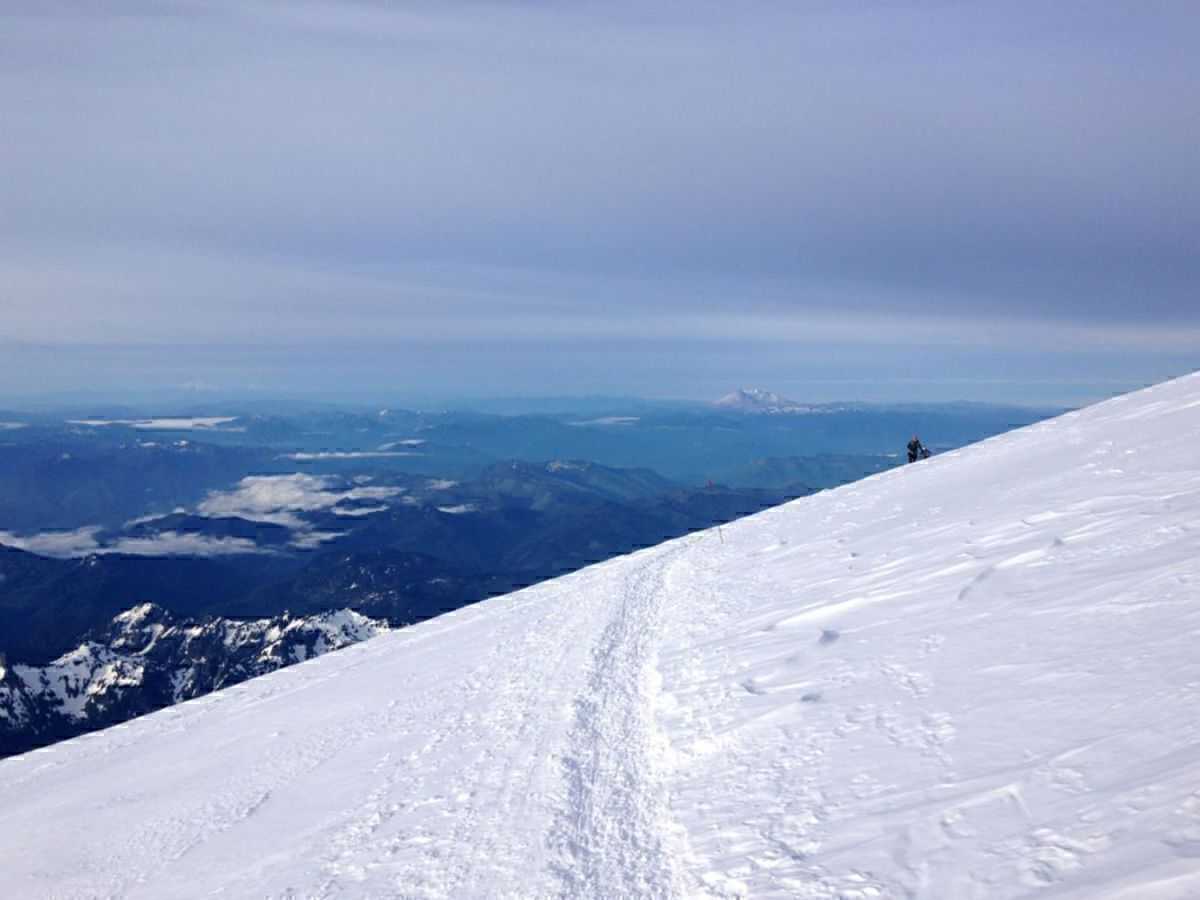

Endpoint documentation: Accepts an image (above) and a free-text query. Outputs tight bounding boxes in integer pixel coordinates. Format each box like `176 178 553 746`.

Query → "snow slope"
3 373 1200 899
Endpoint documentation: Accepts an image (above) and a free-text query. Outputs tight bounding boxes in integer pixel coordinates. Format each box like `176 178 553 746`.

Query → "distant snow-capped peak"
713 388 815 414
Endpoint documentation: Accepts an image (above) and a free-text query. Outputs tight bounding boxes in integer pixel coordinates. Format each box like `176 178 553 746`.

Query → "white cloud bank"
284 451 420 461
198 474 405 528
289 531 345 550
109 532 262 557
68 417 241 431
0 476 406 560
0 528 262 558
332 506 389 518
0 527 103 558
437 504 477 515
567 417 640 427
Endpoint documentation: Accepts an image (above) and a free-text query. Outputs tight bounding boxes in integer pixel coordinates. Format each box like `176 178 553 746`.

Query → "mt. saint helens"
713 388 819 414
2 373 1198 898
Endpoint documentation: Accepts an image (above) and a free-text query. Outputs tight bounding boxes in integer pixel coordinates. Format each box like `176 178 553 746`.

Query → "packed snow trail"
3 372 1200 898
0 541 699 899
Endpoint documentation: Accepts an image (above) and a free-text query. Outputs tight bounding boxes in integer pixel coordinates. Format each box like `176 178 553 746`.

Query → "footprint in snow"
740 677 769 696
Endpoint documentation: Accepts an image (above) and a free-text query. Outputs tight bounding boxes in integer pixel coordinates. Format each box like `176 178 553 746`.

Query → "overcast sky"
1 1 1196 405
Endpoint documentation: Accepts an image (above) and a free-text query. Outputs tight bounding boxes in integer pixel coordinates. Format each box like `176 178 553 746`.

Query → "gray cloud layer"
1 2 1196 400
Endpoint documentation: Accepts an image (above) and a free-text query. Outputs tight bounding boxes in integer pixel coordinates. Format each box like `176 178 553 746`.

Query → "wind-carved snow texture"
2 371 1200 898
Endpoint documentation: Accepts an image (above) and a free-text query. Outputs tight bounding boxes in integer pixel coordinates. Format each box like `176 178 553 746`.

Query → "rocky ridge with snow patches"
0 603 386 757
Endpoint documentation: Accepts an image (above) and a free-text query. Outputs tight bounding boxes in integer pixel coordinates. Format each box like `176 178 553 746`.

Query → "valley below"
0 396 1051 758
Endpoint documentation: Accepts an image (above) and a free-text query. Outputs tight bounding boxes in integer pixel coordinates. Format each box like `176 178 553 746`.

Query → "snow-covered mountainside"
0 605 386 757
2 373 1200 898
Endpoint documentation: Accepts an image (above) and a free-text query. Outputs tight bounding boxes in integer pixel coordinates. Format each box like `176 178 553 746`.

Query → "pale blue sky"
1 2 1196 405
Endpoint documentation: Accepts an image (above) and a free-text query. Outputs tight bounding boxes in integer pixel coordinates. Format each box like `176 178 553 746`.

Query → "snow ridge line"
549 545 690 899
